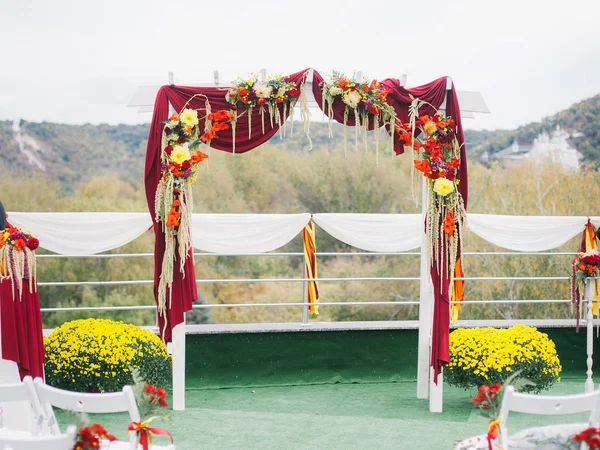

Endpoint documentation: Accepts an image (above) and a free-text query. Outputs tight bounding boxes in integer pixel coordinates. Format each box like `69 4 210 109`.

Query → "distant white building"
490 126 583 170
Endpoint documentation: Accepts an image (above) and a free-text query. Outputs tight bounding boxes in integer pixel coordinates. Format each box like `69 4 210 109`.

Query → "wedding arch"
142 68 476 412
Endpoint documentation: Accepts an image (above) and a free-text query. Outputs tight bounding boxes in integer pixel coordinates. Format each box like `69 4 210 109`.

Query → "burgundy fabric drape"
145 69 311 342
312 72 468 382
0 279 45 380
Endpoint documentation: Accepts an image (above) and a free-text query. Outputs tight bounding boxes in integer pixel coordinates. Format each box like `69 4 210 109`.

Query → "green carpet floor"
57 327 596 449
72 378 592 450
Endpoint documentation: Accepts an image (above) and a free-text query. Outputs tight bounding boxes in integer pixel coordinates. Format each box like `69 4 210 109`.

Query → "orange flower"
414 159 432 176
201 130 217 142
579 263 586 271
172 200 181 208
362 84 370 93
239 88 248 96
444 210 455 236
169 114 180 122
212 122 229 132
209 110 234 122
275 97 285 103
184 125 193 134
14 238 27 251
337 77 349 90
191 151 209 163
166 208 182 228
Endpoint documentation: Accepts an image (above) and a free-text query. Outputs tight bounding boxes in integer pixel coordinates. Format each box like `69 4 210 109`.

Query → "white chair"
33 378 140 434
33 379 175 449
0 424 76 450
0 376 44 434
498 385 600 449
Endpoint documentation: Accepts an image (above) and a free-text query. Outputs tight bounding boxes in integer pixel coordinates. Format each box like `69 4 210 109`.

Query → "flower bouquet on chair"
127 368 174 450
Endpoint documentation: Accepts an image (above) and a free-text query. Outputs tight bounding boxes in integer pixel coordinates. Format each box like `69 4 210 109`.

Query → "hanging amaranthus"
0 223 39 298
154 105 233 329
400 98 467 315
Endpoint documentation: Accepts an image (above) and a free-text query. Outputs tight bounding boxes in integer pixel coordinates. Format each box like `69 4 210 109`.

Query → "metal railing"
37 250 577 324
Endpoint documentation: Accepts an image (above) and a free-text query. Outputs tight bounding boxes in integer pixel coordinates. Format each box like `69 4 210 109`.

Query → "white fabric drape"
190 213 311 254
8 212 152 255
312 213 422 252
6 212 600 255
467 214 600 252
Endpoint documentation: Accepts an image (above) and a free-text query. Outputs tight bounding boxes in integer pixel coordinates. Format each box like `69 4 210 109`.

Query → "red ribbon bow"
128 418 174 450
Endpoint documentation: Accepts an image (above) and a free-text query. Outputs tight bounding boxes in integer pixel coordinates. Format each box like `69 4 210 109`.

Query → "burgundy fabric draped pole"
312 73 468 382
145 69 310 342
0 281 45 380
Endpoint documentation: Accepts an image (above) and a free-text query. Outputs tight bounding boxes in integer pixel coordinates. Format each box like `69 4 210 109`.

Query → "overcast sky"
1 0 599 130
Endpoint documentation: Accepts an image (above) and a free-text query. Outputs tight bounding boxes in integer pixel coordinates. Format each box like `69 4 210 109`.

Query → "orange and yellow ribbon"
582 220 600 314
303 220 319 315
451 258 465 323
128 417 174 450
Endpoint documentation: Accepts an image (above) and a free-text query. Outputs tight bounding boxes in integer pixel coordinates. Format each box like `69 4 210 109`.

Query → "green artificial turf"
57 326 598 449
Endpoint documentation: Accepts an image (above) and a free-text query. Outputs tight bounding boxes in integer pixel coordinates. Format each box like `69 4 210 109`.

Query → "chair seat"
455 423 588 450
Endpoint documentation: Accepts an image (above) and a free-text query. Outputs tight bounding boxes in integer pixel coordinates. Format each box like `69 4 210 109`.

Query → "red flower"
164 145 173 155
446 171 456 181
157 387 168 398
144 384 157 394
239 88 248 96
159 398 169 408
182 160 191 170
165 128 172 135
368 105 381 115
177 136 187 144
447 158 460 169
27 237 39 250
257 98 266 105
249 91 257 99
288 88 298 97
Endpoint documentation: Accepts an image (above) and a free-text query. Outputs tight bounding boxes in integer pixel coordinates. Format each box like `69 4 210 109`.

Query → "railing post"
585 280 595 393
172 316 186 410
417 176 433 400
301 263 310 325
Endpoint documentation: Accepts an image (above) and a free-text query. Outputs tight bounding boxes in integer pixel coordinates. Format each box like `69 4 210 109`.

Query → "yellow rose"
170 145 191 165
179 108 199 127
433 177 455 196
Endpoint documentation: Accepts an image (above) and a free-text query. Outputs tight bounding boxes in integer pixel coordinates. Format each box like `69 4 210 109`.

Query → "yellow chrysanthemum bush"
44 319 172 393
446 324 562 394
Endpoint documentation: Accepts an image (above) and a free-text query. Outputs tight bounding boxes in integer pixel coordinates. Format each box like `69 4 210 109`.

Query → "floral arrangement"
73 423 116 450
155 106 233 325
44 318 171 393
0 221 39 296
470 382 503 413
401 102 466 285
128 368 173 450
446 325 561 393
571 249 600 306
226 73 304 139
574 427 600 449
321 72 396 157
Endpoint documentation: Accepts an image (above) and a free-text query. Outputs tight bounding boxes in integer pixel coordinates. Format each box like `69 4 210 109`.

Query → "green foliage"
44 318 172 393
